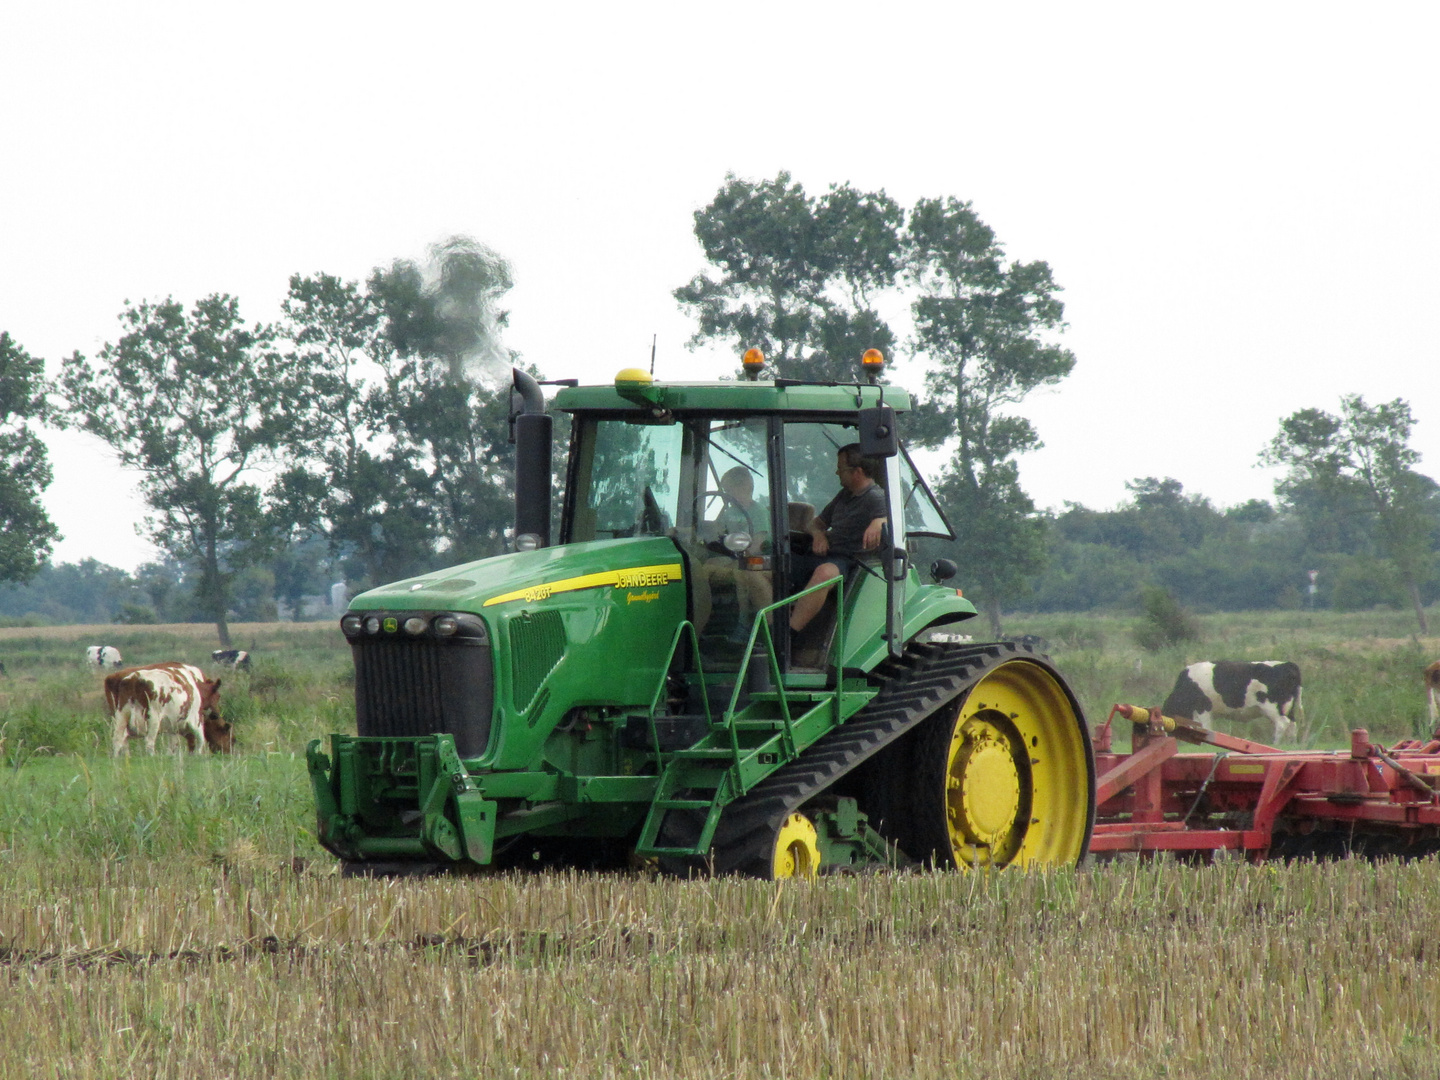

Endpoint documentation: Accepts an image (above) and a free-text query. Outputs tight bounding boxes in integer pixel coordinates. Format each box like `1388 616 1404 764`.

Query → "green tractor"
308 357 1095 877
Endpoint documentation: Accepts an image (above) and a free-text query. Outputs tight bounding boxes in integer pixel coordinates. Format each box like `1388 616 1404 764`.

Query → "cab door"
690 417 774 671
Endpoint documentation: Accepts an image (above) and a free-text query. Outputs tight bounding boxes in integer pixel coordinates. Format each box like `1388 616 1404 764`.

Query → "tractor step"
732 719 792 731
634 666 891 864
636 793 727 858
747 691 834 704
673 748 743 766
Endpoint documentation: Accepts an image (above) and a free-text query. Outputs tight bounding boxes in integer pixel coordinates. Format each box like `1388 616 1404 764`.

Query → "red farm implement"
1090 704 1440 861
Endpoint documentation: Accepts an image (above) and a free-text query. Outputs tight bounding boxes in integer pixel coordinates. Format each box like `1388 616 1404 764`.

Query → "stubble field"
0 609 1437 1078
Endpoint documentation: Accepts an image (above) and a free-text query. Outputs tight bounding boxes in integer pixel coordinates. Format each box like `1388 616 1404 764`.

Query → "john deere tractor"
308 357 1096 877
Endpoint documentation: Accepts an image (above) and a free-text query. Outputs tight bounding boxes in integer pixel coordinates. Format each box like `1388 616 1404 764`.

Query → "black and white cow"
86 645 124 670
1162 660 1303 743
211 649 251 671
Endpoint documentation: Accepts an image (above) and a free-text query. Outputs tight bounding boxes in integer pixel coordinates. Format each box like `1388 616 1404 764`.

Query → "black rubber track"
660 640 1088 877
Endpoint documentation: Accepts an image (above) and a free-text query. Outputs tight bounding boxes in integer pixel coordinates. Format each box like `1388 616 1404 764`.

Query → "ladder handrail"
724 575 846 788
636 579 853 857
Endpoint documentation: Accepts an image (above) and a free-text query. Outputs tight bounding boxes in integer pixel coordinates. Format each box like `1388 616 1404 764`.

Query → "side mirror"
930 558 958 583
857 404 898 458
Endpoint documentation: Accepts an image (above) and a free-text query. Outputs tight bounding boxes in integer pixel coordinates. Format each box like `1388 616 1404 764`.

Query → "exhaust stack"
512 368 552 548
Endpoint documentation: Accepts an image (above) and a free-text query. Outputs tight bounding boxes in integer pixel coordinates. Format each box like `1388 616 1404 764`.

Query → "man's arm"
808 514 830 555
859 484 888 550
809 492 844 555
861 516 885 551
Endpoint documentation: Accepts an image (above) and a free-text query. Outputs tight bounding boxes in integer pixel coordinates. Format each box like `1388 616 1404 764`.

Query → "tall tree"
59 296 286 646
368 237 518 564
273 272 438 587
277 238 523 587
905 197 1075 634
0 332 61 581
1263 395 1437 632
675 172 902 379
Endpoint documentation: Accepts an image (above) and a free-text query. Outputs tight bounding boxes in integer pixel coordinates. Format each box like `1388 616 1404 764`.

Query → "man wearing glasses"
789 444 887 634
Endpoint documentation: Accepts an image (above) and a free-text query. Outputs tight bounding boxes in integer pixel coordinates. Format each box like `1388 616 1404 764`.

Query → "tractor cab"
551 365 955 676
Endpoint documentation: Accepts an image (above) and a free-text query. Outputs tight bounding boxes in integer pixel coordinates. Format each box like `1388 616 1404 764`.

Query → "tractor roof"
554 376 911 416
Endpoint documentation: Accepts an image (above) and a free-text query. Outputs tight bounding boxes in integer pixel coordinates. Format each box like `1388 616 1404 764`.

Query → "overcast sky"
3 3 1436 573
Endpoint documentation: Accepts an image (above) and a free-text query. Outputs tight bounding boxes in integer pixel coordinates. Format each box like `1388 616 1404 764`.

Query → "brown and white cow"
1426 660 1440 725
105 663 233 756
1162 660 1303 743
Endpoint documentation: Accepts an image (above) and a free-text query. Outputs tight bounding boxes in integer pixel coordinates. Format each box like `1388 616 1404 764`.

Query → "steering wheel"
698 490 754 555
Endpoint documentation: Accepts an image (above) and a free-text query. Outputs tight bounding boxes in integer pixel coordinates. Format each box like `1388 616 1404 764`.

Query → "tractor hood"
347 537 685 618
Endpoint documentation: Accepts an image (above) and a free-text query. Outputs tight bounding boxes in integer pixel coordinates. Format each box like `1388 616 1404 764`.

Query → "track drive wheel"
902 657 1092 869
771 812 820 879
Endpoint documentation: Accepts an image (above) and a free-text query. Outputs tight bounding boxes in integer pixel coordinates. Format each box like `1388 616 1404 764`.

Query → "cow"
211 649 251 671
86 645 123 670
104 663 233 756
1426 661 1440 725
1162 660 1303 744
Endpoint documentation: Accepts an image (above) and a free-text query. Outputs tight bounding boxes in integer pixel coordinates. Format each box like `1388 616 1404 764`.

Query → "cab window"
567 418 690 541
896 446 954 540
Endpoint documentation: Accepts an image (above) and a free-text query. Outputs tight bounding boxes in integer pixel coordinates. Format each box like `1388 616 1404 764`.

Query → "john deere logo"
383 617 398 633
615 569 672 589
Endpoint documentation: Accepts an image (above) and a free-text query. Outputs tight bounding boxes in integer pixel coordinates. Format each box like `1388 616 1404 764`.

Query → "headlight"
340 614 362 637
723 531 751 553
514 533 542 552
403 617 427 636
434 615 459 637
363 616 381 635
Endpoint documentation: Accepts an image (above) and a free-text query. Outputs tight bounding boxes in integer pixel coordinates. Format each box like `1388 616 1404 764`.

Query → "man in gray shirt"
789 444 887 633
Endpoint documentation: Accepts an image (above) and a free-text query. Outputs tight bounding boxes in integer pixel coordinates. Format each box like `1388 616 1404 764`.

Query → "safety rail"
639 576 845 795
721 574 846 790
633 576 858 859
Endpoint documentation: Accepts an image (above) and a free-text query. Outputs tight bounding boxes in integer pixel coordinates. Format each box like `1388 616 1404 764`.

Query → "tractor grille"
509 610 566 711
350 615 494 758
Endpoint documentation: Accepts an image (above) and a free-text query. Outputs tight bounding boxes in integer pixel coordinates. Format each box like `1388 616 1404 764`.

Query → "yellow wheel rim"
771 812 820 879
944 659 1092 869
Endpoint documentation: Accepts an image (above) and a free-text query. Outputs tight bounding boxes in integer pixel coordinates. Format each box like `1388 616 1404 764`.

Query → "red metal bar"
1089 824 1250 854
1247 759 1305 857
1173 726 1281 754
1095 737 1178 806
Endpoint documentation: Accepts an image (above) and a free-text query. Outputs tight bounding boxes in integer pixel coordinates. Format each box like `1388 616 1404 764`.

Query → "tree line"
2 174 1436 637
1027 451 1439 632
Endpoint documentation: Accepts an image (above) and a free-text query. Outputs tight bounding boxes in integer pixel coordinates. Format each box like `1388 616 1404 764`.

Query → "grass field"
0 610 1437 1078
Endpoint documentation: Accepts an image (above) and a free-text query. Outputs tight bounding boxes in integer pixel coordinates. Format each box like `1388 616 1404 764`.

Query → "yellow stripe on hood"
482 562 683 607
